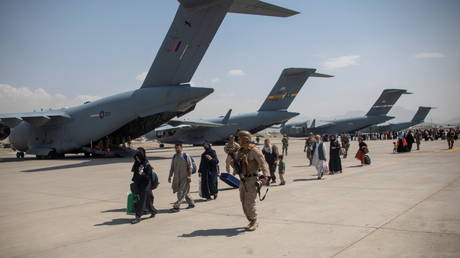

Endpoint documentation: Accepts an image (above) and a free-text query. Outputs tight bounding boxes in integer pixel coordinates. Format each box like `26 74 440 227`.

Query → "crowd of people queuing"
346 127 459 144
127 126 458 226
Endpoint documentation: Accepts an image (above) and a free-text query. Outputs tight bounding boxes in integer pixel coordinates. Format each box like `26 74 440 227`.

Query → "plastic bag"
127 192 137 215
323 161 330 174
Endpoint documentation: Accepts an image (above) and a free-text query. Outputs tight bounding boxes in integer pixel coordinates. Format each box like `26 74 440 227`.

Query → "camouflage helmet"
237 130 252 143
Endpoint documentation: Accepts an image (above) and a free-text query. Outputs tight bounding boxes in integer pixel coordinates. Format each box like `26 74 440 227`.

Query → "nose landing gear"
16 152 25 159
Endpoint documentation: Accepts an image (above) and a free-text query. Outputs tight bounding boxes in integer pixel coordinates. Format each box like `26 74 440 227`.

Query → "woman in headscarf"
328 135 342 174
355 137 368 166
397 132 408 153
130 147 157 224
198 143 219 200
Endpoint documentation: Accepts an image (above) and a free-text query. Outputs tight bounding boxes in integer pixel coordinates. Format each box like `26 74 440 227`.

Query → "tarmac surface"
0 138 459 258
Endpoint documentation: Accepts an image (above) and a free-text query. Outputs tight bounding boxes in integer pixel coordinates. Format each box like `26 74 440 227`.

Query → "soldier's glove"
258 175 270 186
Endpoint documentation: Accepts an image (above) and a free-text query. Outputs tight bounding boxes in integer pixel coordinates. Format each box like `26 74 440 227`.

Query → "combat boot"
247 220 259 231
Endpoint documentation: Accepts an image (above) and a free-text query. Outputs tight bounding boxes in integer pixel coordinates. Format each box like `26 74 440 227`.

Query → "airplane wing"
155 124 191 132
167 119 224 128
0 110 71 127
141 0 298 87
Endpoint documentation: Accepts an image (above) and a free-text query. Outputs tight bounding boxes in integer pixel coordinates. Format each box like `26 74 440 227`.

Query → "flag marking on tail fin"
170 41 182 52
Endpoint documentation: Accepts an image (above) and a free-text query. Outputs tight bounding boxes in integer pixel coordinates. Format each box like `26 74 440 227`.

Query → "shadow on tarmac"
0 157 35 163
20 159 133 172
95 209 171 226
179 227 247 238
100 208 171 214
94 218 133 226
293 178 320 182
190 187 237 195
101 208 126 213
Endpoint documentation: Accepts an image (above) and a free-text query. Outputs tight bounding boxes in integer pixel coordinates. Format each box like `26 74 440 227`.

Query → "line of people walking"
130 143 221 224
128 131 273 231
304 133 369 180
127 132 369 226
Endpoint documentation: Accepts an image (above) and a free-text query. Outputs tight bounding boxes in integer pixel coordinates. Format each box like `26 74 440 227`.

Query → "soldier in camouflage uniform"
231 130 269 231
304 133 315 166
224 135 240 174
281 135 289 156
340 133 350 158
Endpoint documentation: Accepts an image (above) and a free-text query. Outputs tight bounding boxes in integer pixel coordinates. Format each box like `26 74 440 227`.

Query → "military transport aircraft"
280 89 412 137
145 68 332 145
0 0 299 158
363 106 433 133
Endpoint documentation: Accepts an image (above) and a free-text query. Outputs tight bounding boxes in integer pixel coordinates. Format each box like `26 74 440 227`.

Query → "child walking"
278 155 286 185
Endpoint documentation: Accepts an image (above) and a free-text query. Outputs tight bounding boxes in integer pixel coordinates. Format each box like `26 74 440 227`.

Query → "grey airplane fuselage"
366 121 422 133
151 111 299 145
281 115 394 137
10 86 212 154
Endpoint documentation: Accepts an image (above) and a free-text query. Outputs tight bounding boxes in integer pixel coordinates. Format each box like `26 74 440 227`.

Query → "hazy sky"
1 0 459 123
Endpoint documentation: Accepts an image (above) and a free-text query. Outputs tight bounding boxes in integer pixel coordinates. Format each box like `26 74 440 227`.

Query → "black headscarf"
131 147 153 186
131 147 147 173
199 143 219 173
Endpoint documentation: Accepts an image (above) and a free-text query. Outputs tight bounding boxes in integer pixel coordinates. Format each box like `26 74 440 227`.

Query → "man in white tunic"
311 135 327 180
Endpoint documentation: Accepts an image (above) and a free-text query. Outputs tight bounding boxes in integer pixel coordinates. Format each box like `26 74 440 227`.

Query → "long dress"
131 161 156 218
329 140 342 173
198 148 219 199
406 133 414 152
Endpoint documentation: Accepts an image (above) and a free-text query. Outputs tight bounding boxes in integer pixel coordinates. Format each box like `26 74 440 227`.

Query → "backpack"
150 171 159 190
364 155 371 165
174 152 197 174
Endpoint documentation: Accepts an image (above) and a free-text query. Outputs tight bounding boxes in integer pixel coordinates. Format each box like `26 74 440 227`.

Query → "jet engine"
0 124 10 140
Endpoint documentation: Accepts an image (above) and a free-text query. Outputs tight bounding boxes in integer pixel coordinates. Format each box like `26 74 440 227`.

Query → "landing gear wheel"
16 152 25 159
159 144 165 148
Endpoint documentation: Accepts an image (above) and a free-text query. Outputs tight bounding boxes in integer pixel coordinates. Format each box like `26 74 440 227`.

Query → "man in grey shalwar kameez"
168 144 195 212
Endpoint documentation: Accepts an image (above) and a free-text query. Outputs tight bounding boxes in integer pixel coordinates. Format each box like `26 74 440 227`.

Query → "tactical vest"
238 148 259 176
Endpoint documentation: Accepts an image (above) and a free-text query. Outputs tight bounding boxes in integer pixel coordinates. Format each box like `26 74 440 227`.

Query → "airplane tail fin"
141 0 298 88
258 68 333 112
411 106 432 122
310 119 316 128
366 89 411 116
222 109 232 124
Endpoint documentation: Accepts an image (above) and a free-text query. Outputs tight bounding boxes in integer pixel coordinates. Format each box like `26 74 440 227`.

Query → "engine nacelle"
0 124 10 140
